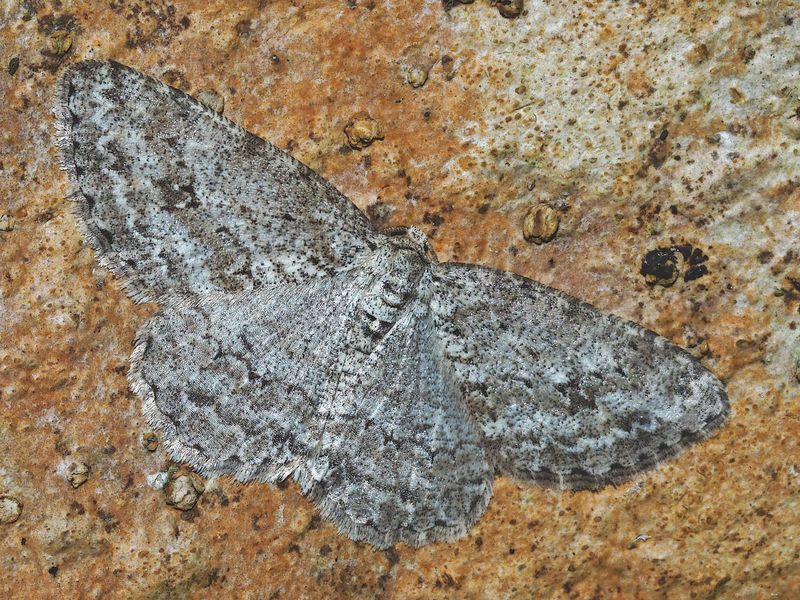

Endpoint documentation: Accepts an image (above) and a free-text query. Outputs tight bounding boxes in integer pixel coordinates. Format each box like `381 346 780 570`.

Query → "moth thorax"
361 247 426 325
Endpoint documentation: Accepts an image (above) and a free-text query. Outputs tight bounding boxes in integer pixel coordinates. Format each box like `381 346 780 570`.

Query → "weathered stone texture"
1 1 798 597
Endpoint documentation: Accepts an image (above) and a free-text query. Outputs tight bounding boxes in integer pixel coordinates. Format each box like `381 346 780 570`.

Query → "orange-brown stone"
1 1 798 598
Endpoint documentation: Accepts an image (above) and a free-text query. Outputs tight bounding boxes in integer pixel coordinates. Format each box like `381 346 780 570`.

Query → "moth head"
379 225 438 264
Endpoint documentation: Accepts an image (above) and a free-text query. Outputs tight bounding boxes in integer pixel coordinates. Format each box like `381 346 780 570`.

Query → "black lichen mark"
120 1 190 49
495 0 524 18
442 0 474 10
640 243 709 286
641 247 680 286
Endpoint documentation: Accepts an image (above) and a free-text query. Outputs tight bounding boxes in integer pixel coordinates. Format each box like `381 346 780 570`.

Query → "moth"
54 60 728 548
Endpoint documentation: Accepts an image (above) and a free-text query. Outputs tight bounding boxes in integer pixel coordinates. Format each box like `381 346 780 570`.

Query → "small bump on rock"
49 30 72 55
0 215 15 232
495 0 523 18
405 64 429 88
523 203 559 244
142 431 159 452
66 461 91 488
344 112 385 149
164 471 205 511
0 495 22 524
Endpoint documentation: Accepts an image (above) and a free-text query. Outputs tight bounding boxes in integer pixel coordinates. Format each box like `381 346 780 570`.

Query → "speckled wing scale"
53 60 375 302
54 60 729 549
429 264 729 490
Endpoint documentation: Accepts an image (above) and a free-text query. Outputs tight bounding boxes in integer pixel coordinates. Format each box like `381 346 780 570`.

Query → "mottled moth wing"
54 60 375 302
129 274 368 482
54 59 730 549
295 285 493 549
430 263 729 490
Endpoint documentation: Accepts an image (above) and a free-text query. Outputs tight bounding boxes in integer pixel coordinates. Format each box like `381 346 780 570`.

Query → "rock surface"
1 1 798 598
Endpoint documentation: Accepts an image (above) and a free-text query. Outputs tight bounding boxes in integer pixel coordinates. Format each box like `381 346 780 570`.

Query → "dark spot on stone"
640 132 671 174
384 546 400 565
123 3 184 49
97 508 119 533
37 13 77 35
740 45 756 63
757 250 773 264
442 0 474 9
684 264 708 282
180 507 199 522
307 514 321 530
423 211 444 226
54 438 70 456
36 209 55 223
236 19 252 37
439 572 457 588
160 69 188 91
640 247 679 286
689 247 709 265
674 243 692 261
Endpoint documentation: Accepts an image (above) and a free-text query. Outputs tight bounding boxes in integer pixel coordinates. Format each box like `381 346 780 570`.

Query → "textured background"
1 1 799 598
